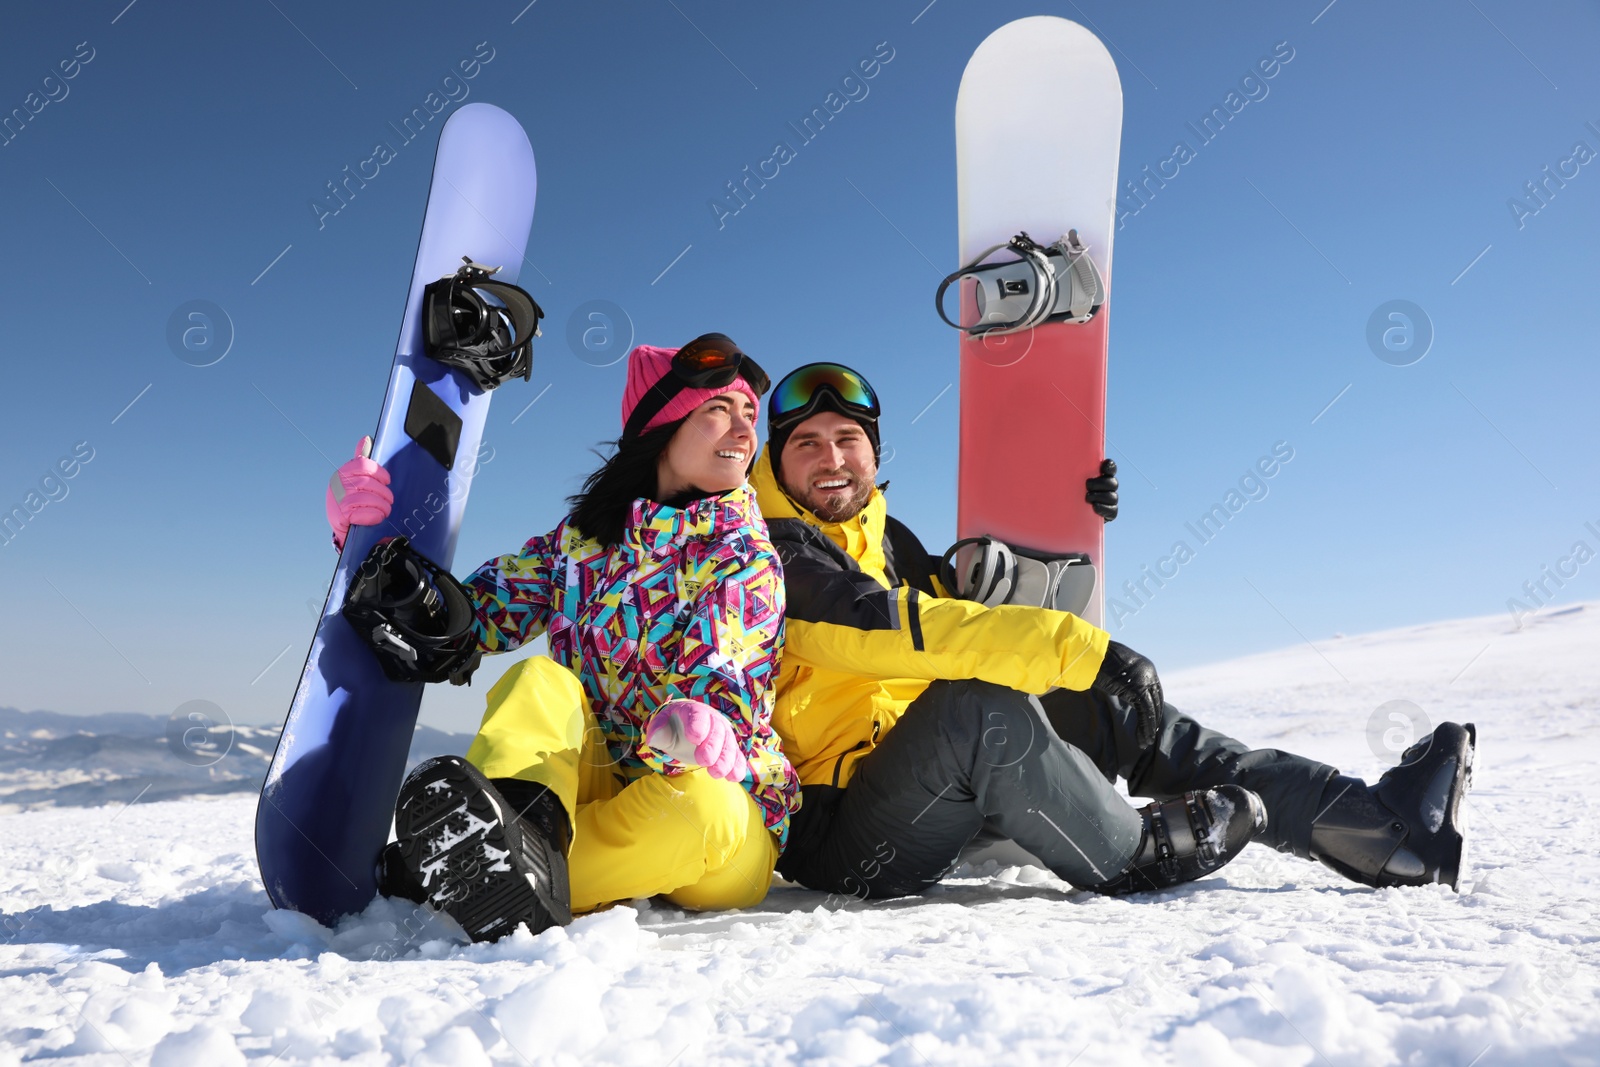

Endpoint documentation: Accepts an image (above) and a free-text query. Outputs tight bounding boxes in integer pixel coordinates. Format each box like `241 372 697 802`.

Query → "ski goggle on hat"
622 333 771 441
768 362 881 432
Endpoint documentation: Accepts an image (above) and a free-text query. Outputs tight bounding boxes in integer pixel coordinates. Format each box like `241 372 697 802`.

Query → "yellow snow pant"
465 656 779 914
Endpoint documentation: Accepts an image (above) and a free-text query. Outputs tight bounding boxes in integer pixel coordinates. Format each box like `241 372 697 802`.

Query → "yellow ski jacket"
750 449 1110 788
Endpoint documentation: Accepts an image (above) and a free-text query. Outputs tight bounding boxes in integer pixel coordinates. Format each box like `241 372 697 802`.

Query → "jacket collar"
750 446 886 570
622 482 762 553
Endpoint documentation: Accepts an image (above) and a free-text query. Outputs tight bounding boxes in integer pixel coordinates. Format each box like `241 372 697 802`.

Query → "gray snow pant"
776 680 1337 899
1037 686 1337 860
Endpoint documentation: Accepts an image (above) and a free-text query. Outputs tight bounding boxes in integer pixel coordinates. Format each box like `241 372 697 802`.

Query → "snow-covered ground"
3 603 1597 1065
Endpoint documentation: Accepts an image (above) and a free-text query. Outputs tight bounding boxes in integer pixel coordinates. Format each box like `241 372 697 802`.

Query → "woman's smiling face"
655 392 759 499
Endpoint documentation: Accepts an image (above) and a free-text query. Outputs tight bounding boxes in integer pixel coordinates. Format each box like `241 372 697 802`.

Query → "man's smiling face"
776 410 878 523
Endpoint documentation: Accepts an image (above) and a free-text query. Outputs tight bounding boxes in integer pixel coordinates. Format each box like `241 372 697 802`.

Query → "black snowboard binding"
421 258 543 392
1091 785 1267 896
386 755 571 942
1310 721 1476 890
344 537 483 685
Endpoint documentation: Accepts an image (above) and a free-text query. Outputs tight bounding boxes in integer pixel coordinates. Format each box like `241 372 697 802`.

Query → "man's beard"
793 470 875 523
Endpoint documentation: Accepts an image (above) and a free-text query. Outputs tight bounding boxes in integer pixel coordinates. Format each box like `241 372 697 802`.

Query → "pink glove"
325 436 393 550
645 699 748 782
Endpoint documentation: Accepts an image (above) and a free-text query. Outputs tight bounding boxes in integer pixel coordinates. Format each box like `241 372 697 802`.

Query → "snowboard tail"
256 103 538 924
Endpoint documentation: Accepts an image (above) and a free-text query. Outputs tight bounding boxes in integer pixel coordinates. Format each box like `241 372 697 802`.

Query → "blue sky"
1 1 1595 734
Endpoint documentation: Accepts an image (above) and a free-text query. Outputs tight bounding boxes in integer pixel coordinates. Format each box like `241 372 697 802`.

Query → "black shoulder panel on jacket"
767 517 858 572
768 517 904 634
883 515 941 596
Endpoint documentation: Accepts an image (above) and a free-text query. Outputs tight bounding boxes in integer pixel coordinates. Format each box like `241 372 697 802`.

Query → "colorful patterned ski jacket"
460 483 800 847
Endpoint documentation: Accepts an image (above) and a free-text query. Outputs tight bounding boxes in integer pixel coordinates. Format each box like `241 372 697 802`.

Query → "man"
750 361 1474 900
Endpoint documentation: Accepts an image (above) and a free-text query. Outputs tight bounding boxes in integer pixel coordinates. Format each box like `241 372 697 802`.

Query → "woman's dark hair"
567 419 691 546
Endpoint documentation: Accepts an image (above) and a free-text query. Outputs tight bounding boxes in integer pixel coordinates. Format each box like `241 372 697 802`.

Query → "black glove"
1093 640 1163 751
1086 458 1118 522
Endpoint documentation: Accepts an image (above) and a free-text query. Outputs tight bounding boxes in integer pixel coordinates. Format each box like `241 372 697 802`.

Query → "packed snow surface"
3 604 1598 1064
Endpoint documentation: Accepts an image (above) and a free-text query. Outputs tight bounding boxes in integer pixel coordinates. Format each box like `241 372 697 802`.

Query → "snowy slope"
2 604 1597 1066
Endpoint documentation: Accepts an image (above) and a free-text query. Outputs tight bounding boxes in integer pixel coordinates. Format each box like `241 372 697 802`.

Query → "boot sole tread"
394 758 565 941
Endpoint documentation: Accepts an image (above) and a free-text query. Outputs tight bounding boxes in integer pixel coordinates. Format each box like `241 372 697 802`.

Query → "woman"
325 334 799 941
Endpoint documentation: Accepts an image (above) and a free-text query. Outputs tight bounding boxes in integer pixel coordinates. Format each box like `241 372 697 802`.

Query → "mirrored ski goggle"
671 332 771 394
622 332 770 440
769 362 881 430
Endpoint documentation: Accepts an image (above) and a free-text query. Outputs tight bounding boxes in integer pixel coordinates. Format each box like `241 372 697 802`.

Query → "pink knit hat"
619 343 763 437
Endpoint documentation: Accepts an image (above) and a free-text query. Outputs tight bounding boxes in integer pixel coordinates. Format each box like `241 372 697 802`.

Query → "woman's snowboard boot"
1091 784 1267 896
381 755 572 941
1310 721 1476 889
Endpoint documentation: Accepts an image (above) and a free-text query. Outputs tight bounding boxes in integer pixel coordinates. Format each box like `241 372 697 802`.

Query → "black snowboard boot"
390 755 572 942
375 771 571 906
1090 785 1267 896
1310 722 1475 890
376 839 428 904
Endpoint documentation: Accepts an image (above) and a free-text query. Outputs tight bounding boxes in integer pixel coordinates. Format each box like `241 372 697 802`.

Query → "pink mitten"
325 436 393 550
646 699 748 782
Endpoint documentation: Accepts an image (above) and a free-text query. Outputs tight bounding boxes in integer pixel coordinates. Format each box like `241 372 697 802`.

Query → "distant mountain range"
0 707 474 812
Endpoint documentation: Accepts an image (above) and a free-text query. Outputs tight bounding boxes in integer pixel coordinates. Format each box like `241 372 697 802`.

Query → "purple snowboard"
256 103 537 923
